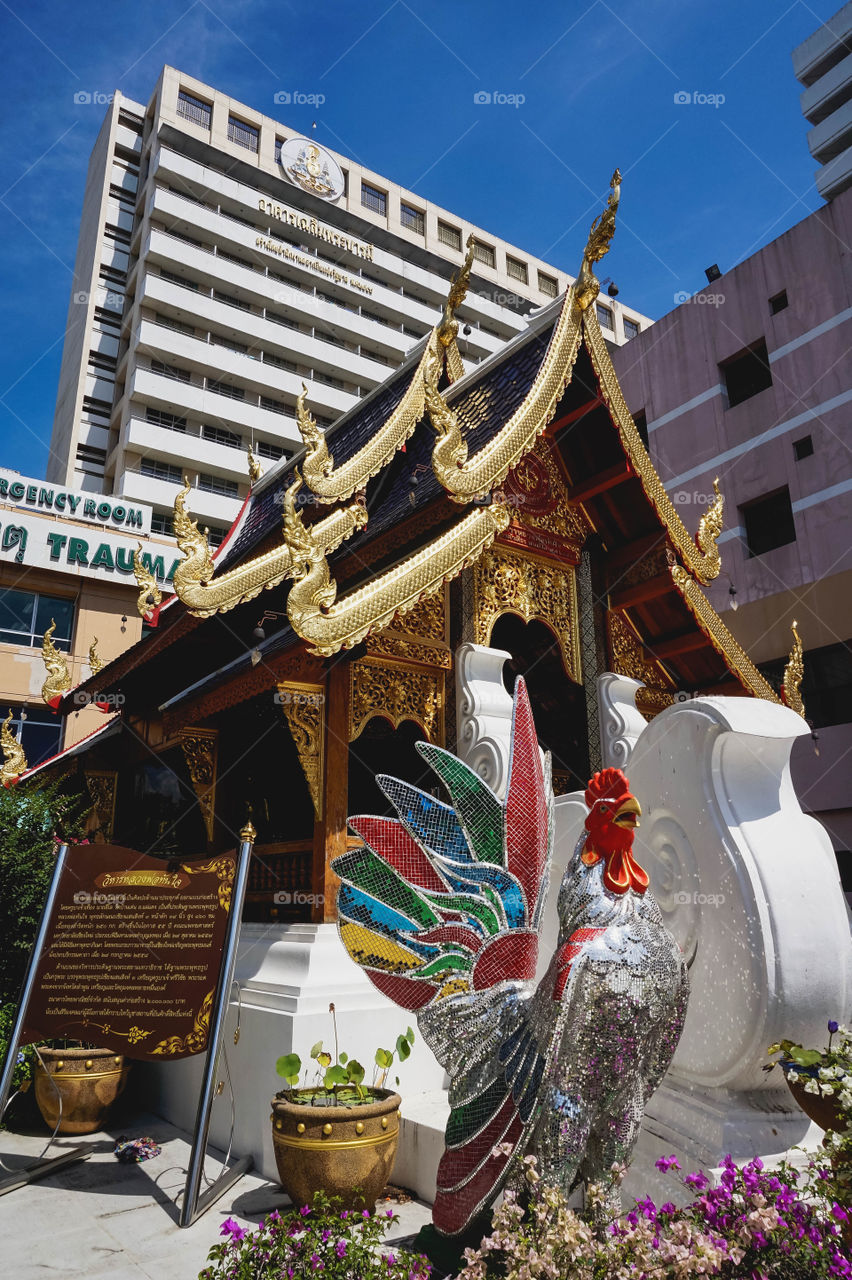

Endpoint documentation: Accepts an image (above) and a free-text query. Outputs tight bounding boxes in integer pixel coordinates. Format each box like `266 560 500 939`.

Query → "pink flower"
655 1155 681 1173
219 1216 247 1241
335 1239 347 1258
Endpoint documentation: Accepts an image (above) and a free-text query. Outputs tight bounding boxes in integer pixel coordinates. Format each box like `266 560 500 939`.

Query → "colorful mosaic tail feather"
334 679 553 1229
333 677 689 1237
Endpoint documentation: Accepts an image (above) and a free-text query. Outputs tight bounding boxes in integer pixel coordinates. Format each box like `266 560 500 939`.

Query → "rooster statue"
333 678 688 1235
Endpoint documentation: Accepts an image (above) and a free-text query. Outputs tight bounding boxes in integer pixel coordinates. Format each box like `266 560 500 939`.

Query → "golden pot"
34 1047 129 1135
270 1087 401 1210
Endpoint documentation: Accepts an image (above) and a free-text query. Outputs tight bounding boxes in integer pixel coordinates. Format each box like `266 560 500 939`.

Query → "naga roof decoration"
782 620 806 718
171 479 368 618
425 282 583 503
282 480 509 656
292 239 474 505
582 315 723 585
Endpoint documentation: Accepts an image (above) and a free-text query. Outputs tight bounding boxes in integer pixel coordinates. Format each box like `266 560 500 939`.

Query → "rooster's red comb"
585 767 631 810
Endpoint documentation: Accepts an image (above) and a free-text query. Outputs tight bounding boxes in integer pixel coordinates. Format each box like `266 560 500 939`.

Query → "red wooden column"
311 657 349 923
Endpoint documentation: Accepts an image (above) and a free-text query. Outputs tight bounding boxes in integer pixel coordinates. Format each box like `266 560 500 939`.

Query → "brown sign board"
21 844 237 1061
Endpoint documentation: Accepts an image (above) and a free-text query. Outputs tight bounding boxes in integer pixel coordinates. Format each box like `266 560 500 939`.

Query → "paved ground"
1 1109 433 1279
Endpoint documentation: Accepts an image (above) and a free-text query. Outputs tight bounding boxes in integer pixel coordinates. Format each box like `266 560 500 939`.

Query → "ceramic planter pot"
270 1087 401 1210
782 1062 845 1133
34 1047 129 1135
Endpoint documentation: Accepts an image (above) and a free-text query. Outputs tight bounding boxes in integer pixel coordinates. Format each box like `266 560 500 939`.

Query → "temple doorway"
490 614 590 794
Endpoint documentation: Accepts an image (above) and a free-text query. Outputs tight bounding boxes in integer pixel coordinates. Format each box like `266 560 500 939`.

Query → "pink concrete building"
613 187 852 871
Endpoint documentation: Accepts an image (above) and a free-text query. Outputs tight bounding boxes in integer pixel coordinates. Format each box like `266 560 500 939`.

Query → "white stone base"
625 1078 822 1206
139 923 447 1186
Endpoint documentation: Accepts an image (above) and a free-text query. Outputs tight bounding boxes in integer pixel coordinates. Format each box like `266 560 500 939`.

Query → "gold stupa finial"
247 446 263 486
438 234 476 350
783 620 805 718
0 709 26 786
41 620 72 709
88 637 105 676
132 542 163 621
576 168 622 312
695 477 724 581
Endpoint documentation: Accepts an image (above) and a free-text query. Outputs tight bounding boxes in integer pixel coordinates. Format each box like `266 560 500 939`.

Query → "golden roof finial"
0 709 26 786
88 637 105 676
247 446 263 486
576 168 622 312
695 477 724 581
132 542 163 621
783 620 805 718
296 382 333 484
438 234 476 351
41 620 72 709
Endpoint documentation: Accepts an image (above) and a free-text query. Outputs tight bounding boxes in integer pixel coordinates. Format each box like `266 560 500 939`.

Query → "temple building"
18 175 799 923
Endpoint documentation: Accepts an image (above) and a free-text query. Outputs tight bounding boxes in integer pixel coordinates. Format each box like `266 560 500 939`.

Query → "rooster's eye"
599 803 609 813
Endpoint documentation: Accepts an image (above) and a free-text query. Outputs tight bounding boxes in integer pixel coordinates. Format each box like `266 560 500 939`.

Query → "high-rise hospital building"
48 66 651 542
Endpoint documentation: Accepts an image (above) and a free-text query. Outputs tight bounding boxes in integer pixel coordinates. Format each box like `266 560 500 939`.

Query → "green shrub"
0 778 87 1005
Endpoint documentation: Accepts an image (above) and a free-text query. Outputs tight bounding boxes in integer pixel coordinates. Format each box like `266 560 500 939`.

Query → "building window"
274 137 284 163
213 289 251 312
207 525 227 548
206 377 245 400
4 705 62 768
632 409 649 447
265 309 299 330
109 183 136 208
361 182 387 216
400 202 425 235
151 358 191 383
506 255 528 283
0 590 74 651
75 444 107 473
623 318 640 341
150 511 175 536
177 90 212 129
741 487 796 557
260 394 288 415
197 472 239 497
538 271 559 298
146 407 187 432
793 434 814 460
438 221 462 252
141 458 183 484
769 290 788 315
154 312 195 337
203 424 243 449
596 302 614 330
721 339 773 409
257 440 287 460
473 242 496 269
93 305 121 330
99 264 126 286
88 352 117 373
211 333 250 355
228 114 260 152
160 267 199 291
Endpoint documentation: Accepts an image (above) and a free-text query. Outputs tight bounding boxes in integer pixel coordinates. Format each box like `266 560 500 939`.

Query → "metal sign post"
179 823 255 1227
0 845 97 1192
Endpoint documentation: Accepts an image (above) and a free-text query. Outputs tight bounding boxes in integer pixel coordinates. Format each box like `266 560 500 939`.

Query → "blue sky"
0 0 840 480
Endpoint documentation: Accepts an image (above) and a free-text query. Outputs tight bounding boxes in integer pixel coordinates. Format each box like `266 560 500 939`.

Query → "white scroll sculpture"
593 676 852 1195
455 642 515 799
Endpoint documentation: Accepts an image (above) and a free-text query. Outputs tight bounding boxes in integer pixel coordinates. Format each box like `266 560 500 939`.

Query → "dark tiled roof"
218 357 420 569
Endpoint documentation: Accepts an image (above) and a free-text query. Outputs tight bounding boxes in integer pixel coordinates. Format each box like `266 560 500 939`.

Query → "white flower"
822 1083 835 1096
786 1070 800 1084
804 1079 820 1094
820 1067 834 1081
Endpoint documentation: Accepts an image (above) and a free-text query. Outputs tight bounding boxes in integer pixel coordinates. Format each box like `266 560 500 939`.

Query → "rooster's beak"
612 795 641 828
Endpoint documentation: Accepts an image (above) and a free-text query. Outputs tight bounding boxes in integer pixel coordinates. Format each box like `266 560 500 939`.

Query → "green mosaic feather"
417 743 505 866
334 847 439 930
